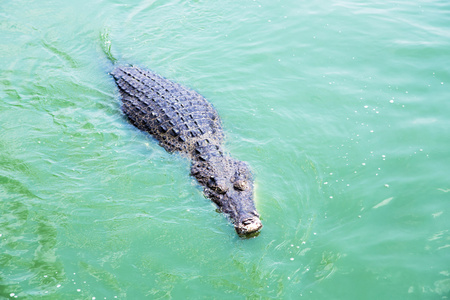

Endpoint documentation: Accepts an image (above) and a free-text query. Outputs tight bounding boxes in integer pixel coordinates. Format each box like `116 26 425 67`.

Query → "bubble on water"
432 211 443 218
390 100 394 103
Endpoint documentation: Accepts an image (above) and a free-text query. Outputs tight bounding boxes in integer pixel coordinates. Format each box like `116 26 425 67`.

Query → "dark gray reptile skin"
111 65 262 235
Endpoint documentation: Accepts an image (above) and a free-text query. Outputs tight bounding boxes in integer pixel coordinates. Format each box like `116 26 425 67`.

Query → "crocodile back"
111 66 223 155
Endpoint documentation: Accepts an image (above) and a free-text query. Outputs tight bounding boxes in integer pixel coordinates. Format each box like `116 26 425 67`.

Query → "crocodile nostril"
242 219 253 225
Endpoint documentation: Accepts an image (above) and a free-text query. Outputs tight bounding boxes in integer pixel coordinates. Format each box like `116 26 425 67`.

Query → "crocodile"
111 65 262 236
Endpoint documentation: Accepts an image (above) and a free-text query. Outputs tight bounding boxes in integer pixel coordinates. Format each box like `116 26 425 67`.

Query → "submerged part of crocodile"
111 65 262 235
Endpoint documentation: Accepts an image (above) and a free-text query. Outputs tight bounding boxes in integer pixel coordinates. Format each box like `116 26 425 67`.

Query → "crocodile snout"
235 217 263 236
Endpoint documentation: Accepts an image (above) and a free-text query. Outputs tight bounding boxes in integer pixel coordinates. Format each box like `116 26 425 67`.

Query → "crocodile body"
111 66 262 235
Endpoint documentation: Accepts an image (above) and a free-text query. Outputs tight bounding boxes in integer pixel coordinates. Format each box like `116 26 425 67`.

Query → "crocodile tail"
100 28 118 65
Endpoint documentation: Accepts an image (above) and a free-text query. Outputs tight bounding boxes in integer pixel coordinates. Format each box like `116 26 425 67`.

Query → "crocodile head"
191 157 262 236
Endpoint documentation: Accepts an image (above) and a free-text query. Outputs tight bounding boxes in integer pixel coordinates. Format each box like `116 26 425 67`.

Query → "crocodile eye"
234 180 249 191
208 177 228 194
215 185 227 194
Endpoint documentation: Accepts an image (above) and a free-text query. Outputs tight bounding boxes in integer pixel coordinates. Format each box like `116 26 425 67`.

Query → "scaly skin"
111 66 262 235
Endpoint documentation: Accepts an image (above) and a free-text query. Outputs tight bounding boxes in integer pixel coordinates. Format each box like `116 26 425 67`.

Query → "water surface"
1 0 449 298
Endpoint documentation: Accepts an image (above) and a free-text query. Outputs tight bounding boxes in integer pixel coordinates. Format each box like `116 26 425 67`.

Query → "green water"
1 0 449 298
